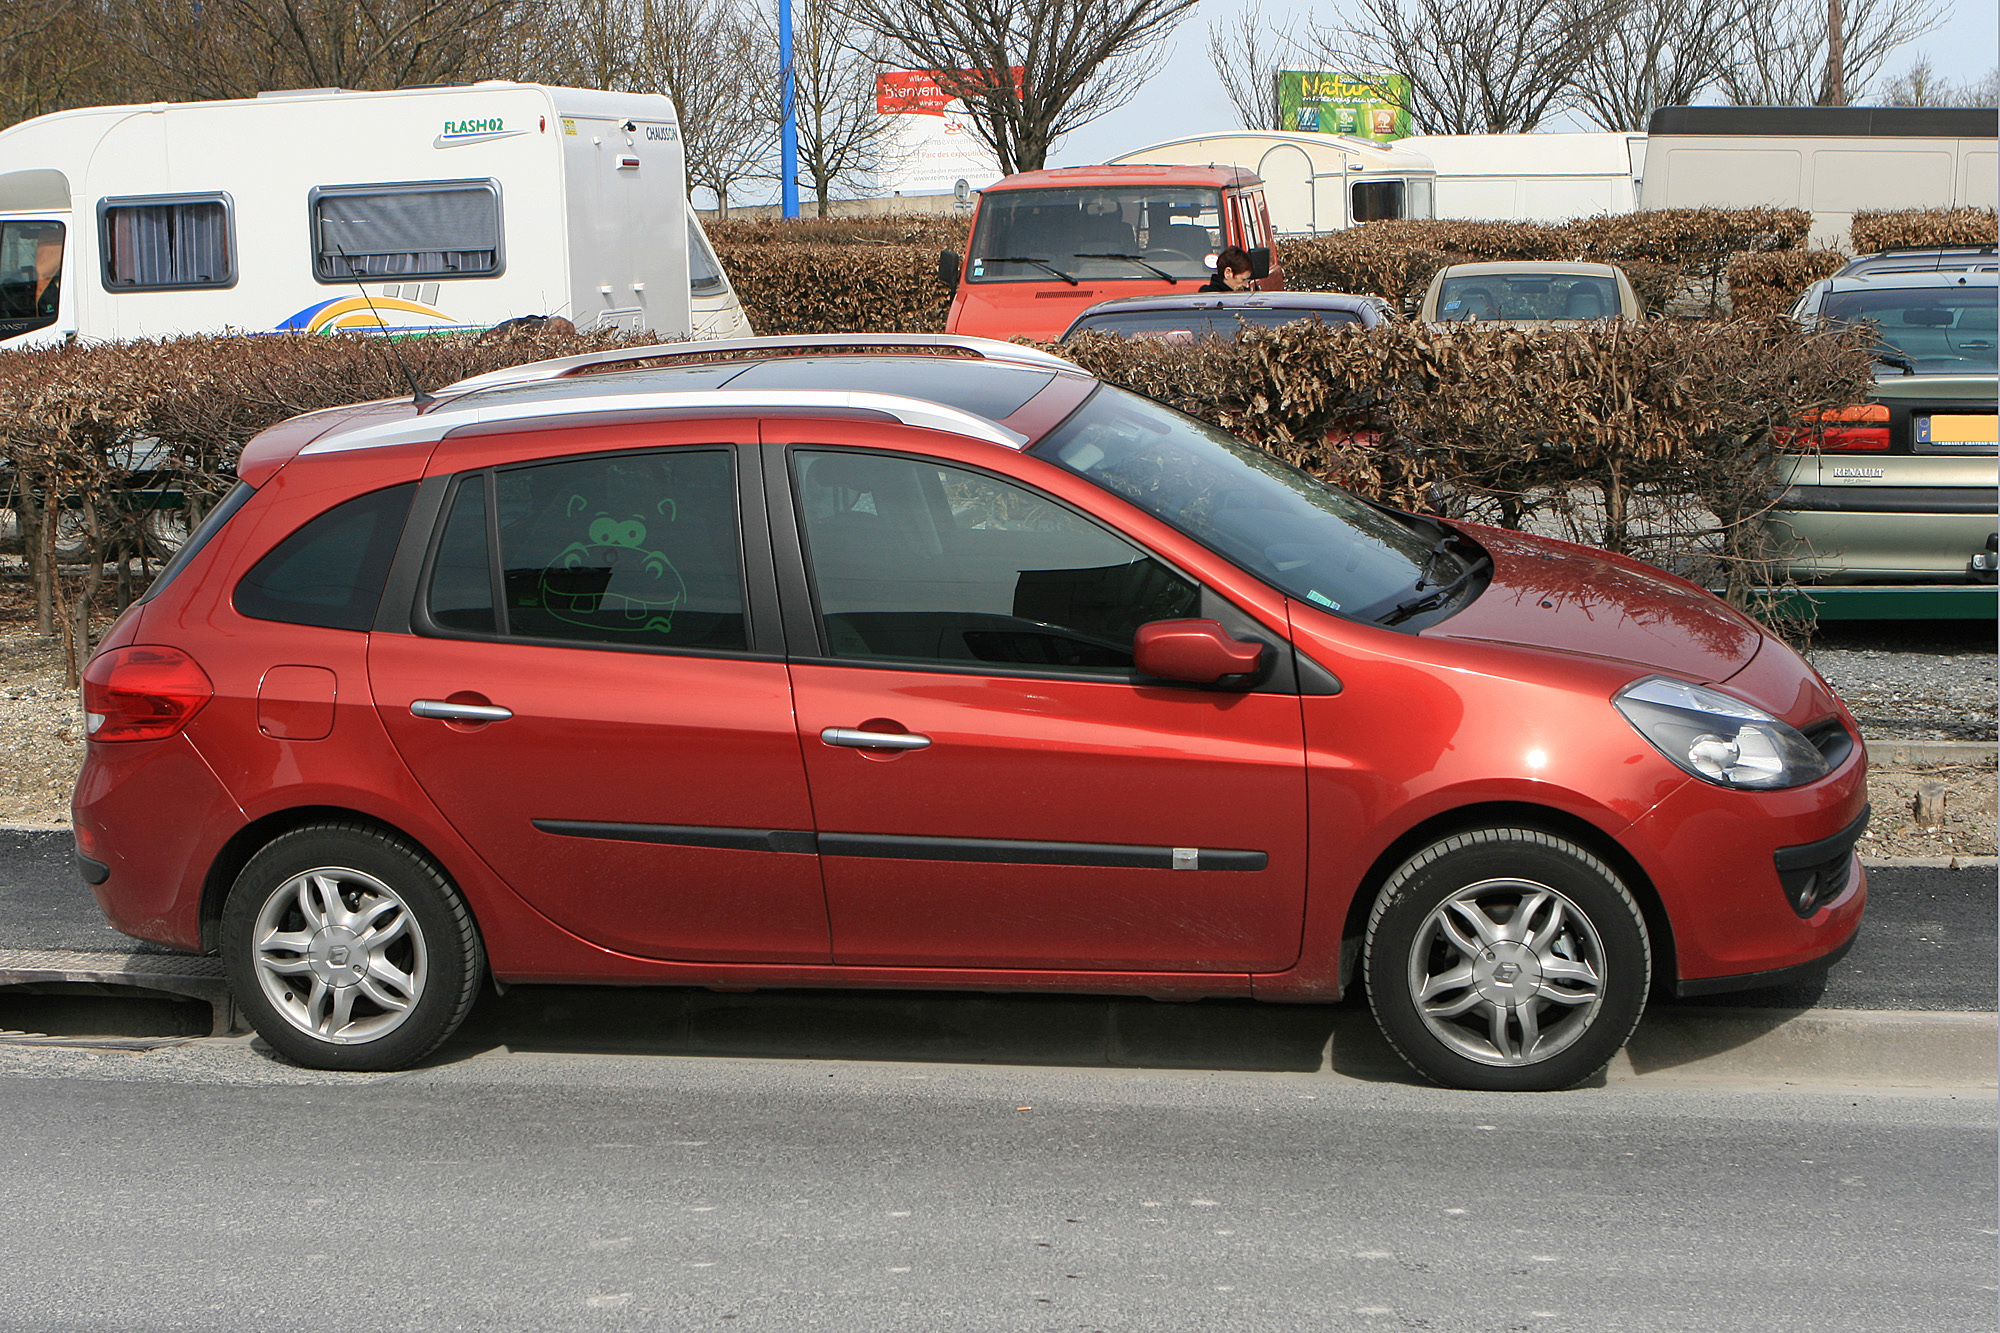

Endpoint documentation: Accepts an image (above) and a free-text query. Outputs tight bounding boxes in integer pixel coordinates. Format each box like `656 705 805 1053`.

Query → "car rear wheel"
222 824 483 1071
1364 827 1650 1092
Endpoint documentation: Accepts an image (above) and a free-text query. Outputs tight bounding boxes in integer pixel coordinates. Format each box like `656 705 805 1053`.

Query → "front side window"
312 180 501 282
425 449 747 652
967 187 1225 284
794 450 1197 671
99 194 234 290
1031 386 1438 623
0 220 64 336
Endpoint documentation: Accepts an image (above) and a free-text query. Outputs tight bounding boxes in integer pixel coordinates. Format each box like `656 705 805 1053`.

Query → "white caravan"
1391 132 1647 222
1109 132 1438 235
1638 105 1998 246
0 82 752 350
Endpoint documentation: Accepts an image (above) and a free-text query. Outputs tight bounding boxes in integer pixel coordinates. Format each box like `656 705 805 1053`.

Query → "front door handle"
411 699 514 723
821 727 931 751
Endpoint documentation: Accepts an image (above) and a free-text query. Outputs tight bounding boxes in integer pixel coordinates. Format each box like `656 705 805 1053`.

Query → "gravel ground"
0 573 1992 855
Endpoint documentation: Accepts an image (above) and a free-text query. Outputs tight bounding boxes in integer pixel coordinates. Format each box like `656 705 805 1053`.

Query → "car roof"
984 165 1260 191
1836 246 1997 276
275 336 1094 463
1071 292 1389 317
1433 261 1625 279
1818 270 1999 294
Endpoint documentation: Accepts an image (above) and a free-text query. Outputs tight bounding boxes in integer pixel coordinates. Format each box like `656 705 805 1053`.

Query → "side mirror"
938 250 962 291
1246 246 1272 281
1133 619 1265 685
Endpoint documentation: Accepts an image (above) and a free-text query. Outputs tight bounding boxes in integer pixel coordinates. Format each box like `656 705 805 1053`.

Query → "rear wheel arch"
1336 801 1677 998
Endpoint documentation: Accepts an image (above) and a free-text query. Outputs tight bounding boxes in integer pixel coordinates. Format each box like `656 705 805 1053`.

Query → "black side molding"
534 820 1267 870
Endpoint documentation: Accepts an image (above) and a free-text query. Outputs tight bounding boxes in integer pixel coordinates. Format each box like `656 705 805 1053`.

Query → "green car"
1770 271 1998 585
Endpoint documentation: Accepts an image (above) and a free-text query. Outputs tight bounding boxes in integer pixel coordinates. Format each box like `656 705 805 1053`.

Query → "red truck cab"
941 165 1284 341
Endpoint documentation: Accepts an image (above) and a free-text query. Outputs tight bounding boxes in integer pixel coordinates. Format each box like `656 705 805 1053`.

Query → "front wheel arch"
1336 801 1677 999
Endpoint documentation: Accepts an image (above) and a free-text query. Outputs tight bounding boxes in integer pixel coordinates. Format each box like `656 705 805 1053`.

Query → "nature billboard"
1277 70 1412 142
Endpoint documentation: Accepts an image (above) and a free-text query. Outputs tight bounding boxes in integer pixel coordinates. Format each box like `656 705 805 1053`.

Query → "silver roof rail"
299 389 1031 457
440 334 1078 395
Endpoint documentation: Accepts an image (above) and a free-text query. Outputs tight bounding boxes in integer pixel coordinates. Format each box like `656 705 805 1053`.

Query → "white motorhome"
1391 132 1647 221
0 82 752 349
1109 131 1437 235
1639 105 1999 245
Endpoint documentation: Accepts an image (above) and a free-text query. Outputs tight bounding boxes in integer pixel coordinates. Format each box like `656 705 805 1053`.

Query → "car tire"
221 823 484 1072
1364 827 1650 1092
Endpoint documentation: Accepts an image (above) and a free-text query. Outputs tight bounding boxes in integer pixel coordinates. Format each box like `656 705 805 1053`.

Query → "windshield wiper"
1380 551 1493 626
986 255 1078 285
1874 350 1917 376
1083 253 1179 283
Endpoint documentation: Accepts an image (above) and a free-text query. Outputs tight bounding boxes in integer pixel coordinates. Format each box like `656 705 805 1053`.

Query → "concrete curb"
1616 1007 1998 1088
1866 739 1996 767
1861 855 1998 868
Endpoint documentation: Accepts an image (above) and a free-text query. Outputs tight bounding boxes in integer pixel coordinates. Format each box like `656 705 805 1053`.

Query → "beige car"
1767 271 1998 585
1420 261 1643 324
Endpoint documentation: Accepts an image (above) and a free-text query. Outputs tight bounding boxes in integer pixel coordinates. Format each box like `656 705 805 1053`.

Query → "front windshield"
967 187 1223 284
1821 287 1999 374
1437 272 1619 322
1030 385 1442 621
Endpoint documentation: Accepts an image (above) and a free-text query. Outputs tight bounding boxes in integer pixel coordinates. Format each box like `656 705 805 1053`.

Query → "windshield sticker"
1307 590 1341 610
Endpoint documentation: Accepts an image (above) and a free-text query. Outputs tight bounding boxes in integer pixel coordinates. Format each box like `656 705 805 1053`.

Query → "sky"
1048 0 2000 166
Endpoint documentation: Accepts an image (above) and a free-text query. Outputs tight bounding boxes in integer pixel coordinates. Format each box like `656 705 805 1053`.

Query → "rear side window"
98 194 235 290
234 484 415 631
311 180 502 282
423 449 748 652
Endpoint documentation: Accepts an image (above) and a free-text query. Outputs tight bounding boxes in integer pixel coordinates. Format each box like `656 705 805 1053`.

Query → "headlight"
1614 676 1831 790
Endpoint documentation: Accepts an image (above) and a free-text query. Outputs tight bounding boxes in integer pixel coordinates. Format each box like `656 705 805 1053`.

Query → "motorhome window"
1350 180 1405 223
687 218 730 298
1407 178 1436 220
966 187 1224 283
0 220 64 337
98 195 235 290
311 181 501 282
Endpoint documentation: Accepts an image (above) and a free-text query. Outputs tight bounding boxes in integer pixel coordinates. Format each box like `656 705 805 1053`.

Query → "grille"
1772 805 1871 918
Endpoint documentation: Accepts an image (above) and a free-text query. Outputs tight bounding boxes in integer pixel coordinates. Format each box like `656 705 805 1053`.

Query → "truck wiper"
1084 253 1179 283
986 256 1078 285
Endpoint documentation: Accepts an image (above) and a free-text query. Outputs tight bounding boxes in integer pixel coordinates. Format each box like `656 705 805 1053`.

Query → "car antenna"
334 244 435 407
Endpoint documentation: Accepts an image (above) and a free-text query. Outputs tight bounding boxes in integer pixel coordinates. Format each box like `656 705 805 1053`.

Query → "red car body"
74 335 1866 1083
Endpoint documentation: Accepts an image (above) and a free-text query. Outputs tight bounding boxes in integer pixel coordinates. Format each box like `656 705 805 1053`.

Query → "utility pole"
780 0 800 218
1823 0 1848 105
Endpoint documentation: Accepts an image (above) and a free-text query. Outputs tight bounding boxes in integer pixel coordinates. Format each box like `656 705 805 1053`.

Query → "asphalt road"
0 1041 1991 1333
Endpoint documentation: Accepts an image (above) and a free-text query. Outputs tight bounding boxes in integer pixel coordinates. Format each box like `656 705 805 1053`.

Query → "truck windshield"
1822 286 1999 375
1030 385 1447 623
0 220 64 339
967 187 1223 284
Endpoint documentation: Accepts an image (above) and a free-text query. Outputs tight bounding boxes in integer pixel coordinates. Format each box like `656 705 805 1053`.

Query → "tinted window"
474 450 746 651
1820 286 1999 374
312 181 501 282
1351 180 1404 223
428 476 497 633
99 195 234 290
140 481 255 604
795 450 1197 671
235 484 414 630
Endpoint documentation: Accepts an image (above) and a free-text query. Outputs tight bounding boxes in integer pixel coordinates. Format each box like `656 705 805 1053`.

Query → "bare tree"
1720 0 1946 105
1311 0 1631 135
1207 0 1298 131
1881 56 2000 106
764 0 900 215
842 0 1200 174
1571 0 1743 130
0 0 117 125
637 0 775 215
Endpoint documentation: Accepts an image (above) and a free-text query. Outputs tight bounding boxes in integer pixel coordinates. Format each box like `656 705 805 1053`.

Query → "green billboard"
1276 70 1412 141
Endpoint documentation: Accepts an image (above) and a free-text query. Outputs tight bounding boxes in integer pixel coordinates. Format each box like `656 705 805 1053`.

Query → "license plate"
1918 414 1999 445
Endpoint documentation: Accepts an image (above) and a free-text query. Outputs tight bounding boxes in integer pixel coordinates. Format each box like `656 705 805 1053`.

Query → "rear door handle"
821 727 930 751
411 699 514 723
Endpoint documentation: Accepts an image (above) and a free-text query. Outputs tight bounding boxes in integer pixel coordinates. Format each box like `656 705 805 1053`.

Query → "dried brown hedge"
1726 250 1848 319
1849 208 1999 253
708 214 972 250
712 241 952 336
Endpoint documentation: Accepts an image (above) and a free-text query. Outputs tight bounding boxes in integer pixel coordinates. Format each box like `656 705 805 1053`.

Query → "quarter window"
99 194 235 290
311 181 502 282
235 483 414 631
426 450 747 652
794 451 1198 672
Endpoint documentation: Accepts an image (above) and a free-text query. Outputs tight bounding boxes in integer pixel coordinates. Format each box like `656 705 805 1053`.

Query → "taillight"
1793 403 1891 453
82 646 213 742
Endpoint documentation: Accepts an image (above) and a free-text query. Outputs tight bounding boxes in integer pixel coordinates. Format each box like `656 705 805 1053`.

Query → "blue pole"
780 0 800 218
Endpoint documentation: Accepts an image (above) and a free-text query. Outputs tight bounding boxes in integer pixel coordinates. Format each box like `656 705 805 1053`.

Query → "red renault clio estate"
74 335 1868 1089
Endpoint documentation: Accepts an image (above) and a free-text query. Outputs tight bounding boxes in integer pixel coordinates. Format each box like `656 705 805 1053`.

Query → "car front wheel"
1364 827 1651 1091
222 823 484 1071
